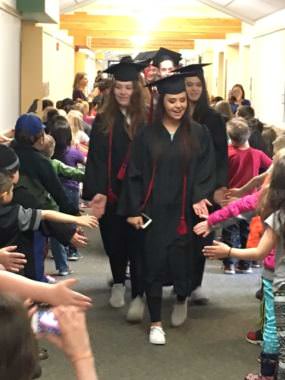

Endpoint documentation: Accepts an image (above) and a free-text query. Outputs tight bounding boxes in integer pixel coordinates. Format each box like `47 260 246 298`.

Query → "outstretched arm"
203 226 276 261
0 272 92 309
41 210 98 228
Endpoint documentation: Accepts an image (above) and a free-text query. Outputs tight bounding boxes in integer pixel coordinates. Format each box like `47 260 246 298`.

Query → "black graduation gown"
83 111 144 295
202 107 228 189
118 121 216 297
191 107 228 291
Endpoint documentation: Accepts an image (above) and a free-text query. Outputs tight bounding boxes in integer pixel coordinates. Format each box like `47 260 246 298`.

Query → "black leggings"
145 243 190 322
100 211 144 297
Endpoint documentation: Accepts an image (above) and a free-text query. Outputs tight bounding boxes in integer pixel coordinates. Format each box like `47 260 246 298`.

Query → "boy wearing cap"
11 114 81 276
0 144 87 280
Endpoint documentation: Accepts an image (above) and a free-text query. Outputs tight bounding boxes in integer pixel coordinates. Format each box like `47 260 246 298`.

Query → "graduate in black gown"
119 74 216 345
175 64 228 304
82 60 147 322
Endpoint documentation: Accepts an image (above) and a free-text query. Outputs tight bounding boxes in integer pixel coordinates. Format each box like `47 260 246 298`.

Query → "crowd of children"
1 54 285 379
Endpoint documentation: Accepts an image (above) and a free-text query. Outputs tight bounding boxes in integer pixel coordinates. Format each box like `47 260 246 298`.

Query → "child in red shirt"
223 117 272 274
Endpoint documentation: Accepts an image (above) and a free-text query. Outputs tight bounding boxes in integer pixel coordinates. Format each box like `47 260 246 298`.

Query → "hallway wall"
0 2 20 131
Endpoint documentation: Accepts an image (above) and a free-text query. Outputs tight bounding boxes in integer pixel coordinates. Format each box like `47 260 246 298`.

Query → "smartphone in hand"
31 309 60 335
141 213 152 229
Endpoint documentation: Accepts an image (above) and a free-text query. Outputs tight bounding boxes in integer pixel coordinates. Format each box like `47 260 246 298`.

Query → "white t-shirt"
265 210 285 292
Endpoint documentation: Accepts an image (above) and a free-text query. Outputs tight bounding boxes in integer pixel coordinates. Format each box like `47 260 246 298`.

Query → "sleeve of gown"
82 117 108 200
206 111 228 188
192 126 217 203
117 131 145 217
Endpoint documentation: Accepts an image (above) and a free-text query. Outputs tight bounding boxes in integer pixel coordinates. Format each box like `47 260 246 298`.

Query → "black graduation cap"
173 63 211 76
147 73 190 95
152 47 182 68
104 61 146 81
134 50 157 62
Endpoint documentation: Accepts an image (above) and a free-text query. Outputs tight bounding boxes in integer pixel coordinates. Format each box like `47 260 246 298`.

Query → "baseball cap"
15 113 45 136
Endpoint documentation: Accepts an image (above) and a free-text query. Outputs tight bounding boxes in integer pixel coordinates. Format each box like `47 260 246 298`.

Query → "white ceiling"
59 0 285 23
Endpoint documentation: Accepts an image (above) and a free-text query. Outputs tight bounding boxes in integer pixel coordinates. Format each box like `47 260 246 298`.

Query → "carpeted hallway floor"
41 228 262 380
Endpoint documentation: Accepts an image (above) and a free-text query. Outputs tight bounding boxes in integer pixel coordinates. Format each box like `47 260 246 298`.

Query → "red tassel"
177 218 188 236
107 188 118 204
117 164 127 180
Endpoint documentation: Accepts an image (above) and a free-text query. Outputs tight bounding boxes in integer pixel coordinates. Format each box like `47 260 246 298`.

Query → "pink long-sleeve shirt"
207 190 274 272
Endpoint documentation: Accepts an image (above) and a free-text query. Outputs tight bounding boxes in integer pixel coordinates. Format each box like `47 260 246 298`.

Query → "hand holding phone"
141 213 152 229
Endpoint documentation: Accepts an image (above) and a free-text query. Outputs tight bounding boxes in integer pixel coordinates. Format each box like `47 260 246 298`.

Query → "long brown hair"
153 93 198 166
259 153 285 221
0 294 37 380
100 80 146 139
73 72 87 91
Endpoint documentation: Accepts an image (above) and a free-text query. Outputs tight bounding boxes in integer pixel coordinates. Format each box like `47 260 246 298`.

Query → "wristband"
71 352 94 364
227 247 232 257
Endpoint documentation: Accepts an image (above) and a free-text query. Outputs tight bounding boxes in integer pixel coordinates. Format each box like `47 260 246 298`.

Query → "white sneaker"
109 284 125 308
171 300 188 327
149 326 166 345
190 286 209 305
126 296 145 323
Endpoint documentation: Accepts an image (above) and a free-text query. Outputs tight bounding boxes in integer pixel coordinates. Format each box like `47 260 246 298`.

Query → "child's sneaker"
236 264 253 274
244 374 274 380
246 329 263 345
224 264 235 274
67 251 80 261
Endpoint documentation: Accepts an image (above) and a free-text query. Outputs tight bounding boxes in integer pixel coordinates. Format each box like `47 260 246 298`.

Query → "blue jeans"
50 237 68 272
222 219 250 267
64 186 79 256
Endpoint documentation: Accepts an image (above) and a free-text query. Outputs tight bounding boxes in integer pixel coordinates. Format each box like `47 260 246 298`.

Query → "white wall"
42 26 75 102
251 29 285 127
0 4 20 131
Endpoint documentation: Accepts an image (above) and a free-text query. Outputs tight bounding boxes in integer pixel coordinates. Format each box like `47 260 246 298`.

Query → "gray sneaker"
190 286 209 305
109 284 125 308
126 296 145 323
171 300 188 327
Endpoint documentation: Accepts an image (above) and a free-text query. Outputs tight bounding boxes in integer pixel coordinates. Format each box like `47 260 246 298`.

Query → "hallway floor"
41 228 261 380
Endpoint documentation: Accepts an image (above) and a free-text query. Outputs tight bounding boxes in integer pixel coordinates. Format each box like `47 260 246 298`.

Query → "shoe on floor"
109 283 125 308
45 275 56 284
38 347 49 361
126 296 145 323
244 373 274 380
57 267 74 276
255 287 263 300
224 264 236 274
67 251 80 261
236 265 253 274
171 300 188 327
246 329 263 345
190 286 209 305
252 261 261 268
149 326 166 345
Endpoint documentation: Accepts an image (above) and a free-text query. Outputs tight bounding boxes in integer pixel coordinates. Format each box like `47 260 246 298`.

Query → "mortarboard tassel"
177 175 189 236
107 188 118 204
117 146 131 181
107 128 118 204
177 217 188 236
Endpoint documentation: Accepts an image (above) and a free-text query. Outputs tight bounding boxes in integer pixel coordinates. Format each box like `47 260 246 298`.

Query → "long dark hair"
153 93 198 167
49 116 72 161
189 73 210 124
259 153 285 222
73 72 87 91
100 80 146 139
0 294 37 380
